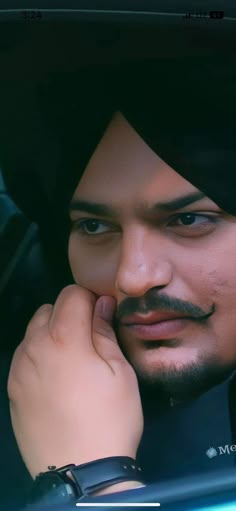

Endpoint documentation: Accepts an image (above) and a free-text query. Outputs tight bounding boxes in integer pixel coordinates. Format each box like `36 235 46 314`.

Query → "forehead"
72 112 198 202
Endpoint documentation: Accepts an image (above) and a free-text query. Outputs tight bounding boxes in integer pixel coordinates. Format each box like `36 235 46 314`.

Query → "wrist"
30 458 144 505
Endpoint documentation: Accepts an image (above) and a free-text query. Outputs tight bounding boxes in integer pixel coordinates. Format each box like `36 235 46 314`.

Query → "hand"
8 285 143 479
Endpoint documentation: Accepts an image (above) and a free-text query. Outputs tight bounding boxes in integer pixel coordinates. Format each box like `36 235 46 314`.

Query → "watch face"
29 472 76 505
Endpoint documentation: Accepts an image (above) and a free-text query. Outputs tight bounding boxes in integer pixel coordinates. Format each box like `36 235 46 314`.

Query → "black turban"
1 18 236 270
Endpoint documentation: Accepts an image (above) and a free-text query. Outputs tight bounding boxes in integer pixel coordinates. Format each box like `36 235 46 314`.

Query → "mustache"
115 292 215 323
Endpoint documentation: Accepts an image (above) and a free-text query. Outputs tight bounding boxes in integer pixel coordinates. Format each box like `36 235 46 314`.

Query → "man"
4 56 236 502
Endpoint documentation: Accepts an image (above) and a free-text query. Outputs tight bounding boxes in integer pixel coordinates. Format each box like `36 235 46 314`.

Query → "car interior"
1 2 236 510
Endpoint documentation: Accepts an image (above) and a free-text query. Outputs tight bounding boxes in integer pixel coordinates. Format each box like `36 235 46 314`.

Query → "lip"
123 318 191 340
122 311 190 326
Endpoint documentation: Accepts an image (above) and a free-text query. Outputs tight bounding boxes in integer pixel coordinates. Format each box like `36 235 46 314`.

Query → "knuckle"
22 336 38 362
50 286 96 341
33 303 52 319
25 304 52 334
59 285 96 307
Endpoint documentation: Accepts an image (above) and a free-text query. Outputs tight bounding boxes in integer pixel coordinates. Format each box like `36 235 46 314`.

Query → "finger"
8 342 37 400
92 296 127 364
7 344 24 400
48 285 96 353
25 304 53 336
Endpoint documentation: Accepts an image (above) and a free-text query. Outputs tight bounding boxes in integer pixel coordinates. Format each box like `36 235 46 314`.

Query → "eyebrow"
69 191 206 217
153 191 206 213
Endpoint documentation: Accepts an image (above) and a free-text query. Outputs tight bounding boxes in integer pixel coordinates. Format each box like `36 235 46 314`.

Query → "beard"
116 336 234 407
114 318 236 407
135 358 234 407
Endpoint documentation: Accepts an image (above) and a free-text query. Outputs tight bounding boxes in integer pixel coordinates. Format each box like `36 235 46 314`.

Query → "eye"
72 219 114 236
172 213 209 226
167 212 219 236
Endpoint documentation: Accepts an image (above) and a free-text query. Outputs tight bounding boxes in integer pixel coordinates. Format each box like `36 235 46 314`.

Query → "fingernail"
98 297 115 322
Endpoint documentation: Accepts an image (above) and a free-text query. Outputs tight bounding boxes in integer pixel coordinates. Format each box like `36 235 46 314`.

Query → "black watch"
28 457 143 506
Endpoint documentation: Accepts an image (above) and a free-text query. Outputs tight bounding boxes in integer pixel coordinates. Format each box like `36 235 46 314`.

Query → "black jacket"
138 372 236 483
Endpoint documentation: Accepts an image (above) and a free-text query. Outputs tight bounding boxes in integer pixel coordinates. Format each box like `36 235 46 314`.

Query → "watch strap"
70 456 143 496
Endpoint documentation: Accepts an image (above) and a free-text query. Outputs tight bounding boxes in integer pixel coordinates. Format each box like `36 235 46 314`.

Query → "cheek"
209 270 236 307
190 256 236 312
204 245 236 302
204 264 236 362
175 249 235 311
68 236 116 296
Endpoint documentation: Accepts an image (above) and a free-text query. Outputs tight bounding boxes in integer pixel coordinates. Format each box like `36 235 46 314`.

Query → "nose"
115 227 173 297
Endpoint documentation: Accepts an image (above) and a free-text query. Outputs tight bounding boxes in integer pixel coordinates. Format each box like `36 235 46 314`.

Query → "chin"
131 343 200 372
127 347 230 402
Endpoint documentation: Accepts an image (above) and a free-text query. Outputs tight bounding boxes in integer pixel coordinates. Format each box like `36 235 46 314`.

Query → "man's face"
68 112 236 399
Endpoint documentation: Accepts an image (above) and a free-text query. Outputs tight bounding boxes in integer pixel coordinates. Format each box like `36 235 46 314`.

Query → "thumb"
93 296 125 363
93 296 117 341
